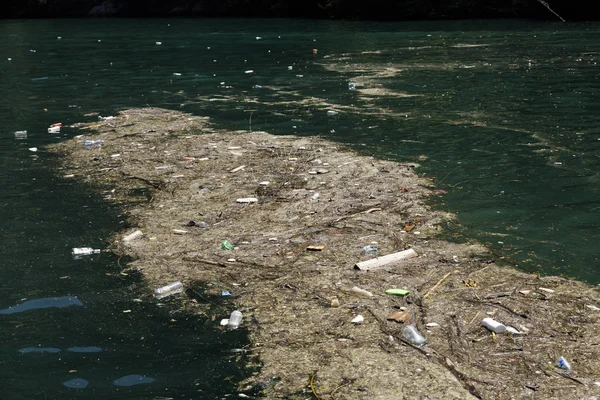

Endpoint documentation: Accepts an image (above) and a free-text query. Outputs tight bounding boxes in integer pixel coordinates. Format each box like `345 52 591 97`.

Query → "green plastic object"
221 240 233 250
385 289 410 296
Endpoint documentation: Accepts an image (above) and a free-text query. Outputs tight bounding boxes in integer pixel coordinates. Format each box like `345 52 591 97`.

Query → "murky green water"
1 18 599 397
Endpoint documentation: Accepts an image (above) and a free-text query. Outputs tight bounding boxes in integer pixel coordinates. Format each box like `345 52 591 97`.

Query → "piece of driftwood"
354 248 418 271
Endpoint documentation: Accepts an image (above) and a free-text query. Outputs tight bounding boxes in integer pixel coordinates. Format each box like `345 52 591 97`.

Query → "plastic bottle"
152 281 184 299
481 318 506 333
72 247 101 255
228 310 243 329
123 230 143 242
557 356 571 370
402 325 426 346
83 139 104 150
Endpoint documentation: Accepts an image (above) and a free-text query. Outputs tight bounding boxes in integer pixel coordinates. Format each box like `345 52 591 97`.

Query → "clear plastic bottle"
228 310 243 330
402 325 426 346
152 281 184 299
72 247 101 255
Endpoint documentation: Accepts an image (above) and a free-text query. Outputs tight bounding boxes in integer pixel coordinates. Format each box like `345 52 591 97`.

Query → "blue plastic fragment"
67 346 102 353
113 374 155 387
221 290 231 297
19 347 61 354
0 296 83 315
63 378 89 388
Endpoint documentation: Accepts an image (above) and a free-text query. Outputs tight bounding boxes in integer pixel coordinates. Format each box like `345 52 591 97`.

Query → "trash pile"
49 108 600 400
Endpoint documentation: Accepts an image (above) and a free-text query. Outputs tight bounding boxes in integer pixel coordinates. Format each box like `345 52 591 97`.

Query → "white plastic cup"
228 310 243 330
481 317 506 333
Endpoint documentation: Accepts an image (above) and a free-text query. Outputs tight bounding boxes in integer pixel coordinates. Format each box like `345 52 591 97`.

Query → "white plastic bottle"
152 281 184 299
228 310 243 330
481 318 506 333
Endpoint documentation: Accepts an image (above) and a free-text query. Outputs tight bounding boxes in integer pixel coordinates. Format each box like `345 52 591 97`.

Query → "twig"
309 371 321 400
554 370 585 385
331 207 382 224
249 111 254 132
536 0 566 22
121 173 165 189
423 271 454 299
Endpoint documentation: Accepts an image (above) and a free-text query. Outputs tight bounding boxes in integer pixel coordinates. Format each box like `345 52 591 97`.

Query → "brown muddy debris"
49 108 600 399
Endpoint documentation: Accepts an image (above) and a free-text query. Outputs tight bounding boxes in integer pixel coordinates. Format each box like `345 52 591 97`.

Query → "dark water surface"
1 18 599 398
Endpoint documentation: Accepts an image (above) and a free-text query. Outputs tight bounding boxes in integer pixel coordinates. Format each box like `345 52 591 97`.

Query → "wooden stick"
354 248 417 271
332 207 382 224
423 271 453 299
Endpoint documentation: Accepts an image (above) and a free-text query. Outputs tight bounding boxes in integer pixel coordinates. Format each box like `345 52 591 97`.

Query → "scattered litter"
228 310 243 329
388 311 411 323
111 154 120 158
172 229 188 235
402 325 426 346
350 286 374 298
330 298 340 308
72 247 101 256
48 126 61 133
258 181 269 186
220 318 229 326
152 281 184 299
481 317 506 333
245 70 254 74
586 304 600 311
354 248 418 271
385 289 410 296
221 240 234 250
425 322 440 328
221 290 231 296
348 82 356 90
557 356 571 370
99 116 115 121
361 244 378 255
236 197 258 203
28 147 38 152
351 315 364 324
310 192 320 200
519 290 531 295
156 42 162 45
122 230 143 242
327 110 339 116
227 258 236 262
